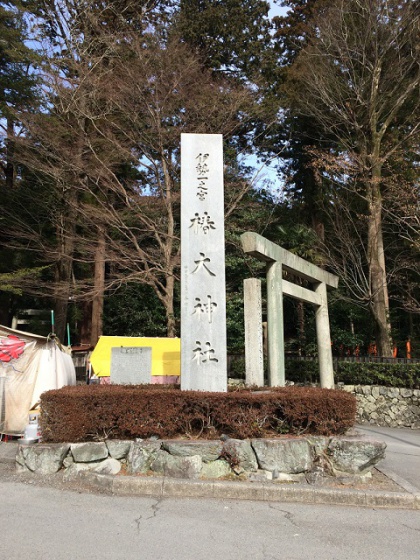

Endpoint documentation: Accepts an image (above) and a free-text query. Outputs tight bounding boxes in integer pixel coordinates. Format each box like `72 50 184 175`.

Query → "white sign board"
110 346 152 385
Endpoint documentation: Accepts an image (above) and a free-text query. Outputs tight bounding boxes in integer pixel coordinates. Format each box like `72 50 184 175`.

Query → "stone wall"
16 435 386 486
340 385 420 429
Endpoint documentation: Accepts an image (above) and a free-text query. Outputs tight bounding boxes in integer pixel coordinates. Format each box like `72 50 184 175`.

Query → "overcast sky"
269 2 288 19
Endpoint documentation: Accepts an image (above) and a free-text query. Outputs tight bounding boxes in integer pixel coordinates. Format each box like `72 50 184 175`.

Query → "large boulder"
63 462 97 480
201 459 232 479
16 443 70 474
127 441 161 474
105 440 131 460
305 436 331 458
222 439 258 472
327 437 386 474
251 438 313 474
70 442 108 463
162 440 223 463
151 451 202 479
93 458 121 475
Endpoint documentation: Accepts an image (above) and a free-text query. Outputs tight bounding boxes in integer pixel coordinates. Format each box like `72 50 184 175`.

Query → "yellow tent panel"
90 336 180 377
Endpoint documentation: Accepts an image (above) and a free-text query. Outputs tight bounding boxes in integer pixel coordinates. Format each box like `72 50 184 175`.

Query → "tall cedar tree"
0 1 40 324
271 0 334 237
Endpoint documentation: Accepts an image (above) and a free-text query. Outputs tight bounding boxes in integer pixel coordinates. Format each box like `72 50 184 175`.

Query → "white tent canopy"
0 325 76 436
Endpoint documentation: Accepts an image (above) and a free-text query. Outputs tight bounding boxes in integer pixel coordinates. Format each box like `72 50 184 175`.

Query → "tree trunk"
54 253 73 342
160 148 178 338
5 118 15 190
79 300 92 346
90 227 106 346
367 166 392 357
296 301 305 356
54 210 76 341
165 272 176 337
54 298 68 342
0 293 13 327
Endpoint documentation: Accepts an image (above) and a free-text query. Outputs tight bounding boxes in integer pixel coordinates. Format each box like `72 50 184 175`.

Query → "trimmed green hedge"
285 359 420 388
285 359 319 385
40 385 356 442
335 362 420 388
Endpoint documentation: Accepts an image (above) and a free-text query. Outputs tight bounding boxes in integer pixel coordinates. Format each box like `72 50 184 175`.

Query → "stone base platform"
16 432 386 486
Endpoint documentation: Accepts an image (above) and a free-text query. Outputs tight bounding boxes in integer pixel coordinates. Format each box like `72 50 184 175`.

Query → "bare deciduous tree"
286 0 420 355
12 22 258 341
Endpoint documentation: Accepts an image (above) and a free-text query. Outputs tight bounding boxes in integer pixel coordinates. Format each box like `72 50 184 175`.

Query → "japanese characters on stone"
190 152 218 367
181 134 227 392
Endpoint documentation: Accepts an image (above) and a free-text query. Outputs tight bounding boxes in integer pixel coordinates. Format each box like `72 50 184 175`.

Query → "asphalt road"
1 479 420 560
356 424 420 491
1 425 419 559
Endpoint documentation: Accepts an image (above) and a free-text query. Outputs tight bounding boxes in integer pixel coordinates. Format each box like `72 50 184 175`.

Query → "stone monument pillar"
180 134 227 392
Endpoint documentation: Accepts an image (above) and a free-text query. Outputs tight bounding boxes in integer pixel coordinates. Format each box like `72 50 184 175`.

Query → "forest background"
0 0 418 360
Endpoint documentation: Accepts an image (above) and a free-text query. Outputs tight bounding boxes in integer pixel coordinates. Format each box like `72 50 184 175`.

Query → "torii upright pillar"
241 232 339 389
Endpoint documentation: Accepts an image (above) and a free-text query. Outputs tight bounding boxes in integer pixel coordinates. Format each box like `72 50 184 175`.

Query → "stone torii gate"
241 232 339 389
